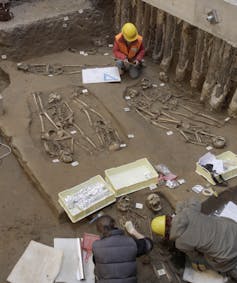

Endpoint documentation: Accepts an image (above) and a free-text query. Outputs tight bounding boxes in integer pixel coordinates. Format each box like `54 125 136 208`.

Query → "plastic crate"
105 158 158 197
58 175 116 223
196 151 237 185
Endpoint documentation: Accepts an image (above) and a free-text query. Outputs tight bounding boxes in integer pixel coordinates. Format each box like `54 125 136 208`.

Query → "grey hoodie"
170 199 237 272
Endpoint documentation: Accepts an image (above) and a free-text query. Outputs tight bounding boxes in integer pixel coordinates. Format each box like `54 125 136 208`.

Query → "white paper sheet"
224 0 237 5
198 152 224 174
54 238 95 283
7 241 63 283
183 265 227 283
219 201 237 222
82 67 121 84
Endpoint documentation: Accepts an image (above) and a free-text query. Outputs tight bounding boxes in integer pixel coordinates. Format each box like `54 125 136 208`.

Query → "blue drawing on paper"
104 73 117 81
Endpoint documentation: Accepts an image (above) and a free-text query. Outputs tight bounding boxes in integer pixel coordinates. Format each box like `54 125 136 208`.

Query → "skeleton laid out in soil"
18 63 82 76
124 78 226 148
17 62 111 76
31 89 122 163
72 87 122 152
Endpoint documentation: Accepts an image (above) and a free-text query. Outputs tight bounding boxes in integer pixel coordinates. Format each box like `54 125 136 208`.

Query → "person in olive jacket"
151 198 237 281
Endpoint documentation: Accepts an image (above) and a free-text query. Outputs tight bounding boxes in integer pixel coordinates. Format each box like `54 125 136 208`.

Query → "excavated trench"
1 2 237 282
1 0 237 216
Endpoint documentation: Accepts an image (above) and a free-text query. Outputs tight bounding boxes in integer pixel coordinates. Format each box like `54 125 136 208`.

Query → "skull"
146 193 162 212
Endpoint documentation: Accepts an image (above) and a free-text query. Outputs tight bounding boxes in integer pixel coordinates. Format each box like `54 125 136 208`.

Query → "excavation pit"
1 0 237 219
1 49 237 217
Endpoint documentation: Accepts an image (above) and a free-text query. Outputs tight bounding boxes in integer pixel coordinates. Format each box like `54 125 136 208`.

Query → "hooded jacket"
113 33 145 62
170 199 237 272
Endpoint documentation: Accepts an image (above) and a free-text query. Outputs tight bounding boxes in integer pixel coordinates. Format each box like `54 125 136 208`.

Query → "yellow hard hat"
122 23 138 42
151 215 166 237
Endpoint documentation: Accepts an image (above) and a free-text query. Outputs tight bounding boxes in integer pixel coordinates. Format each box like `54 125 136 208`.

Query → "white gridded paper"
82 67 121 84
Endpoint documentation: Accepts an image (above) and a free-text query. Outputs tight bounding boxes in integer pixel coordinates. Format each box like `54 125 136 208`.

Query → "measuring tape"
202 187 218 197
202 188 213 196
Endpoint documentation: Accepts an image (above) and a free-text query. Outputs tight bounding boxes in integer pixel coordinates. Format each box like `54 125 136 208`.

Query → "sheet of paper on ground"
54 238 95 283
82 67 121 84
219 201 237 222
7 240 63 283
183 264 227 283
198 152 224 174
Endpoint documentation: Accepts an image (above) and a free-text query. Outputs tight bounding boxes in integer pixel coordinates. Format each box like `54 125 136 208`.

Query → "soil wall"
144 0 237 48
0 0 114 61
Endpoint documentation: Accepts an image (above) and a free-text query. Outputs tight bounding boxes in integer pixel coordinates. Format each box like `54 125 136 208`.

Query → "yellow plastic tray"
58 175 116 223
196 151 237 185
105 158 158 197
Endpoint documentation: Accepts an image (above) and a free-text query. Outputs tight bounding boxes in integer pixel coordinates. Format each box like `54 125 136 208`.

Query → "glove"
134 60 140 66
123 58 129 67
191 262 207 272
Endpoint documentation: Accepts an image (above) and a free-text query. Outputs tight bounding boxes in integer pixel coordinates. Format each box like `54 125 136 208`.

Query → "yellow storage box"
196 151 237 185
58 175 116 223
105 158 158 197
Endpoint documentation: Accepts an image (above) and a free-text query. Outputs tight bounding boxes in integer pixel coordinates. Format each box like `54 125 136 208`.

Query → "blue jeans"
116 60 142 79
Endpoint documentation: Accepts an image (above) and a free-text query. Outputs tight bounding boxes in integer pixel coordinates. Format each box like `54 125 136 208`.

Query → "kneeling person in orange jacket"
113 22 145 79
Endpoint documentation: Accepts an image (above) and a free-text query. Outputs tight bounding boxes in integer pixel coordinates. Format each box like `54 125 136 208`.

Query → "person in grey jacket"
151 198 237 280
92 215 153 283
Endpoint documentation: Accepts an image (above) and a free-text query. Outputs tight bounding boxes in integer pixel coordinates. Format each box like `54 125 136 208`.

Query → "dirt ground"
1 49 237 214
0 133 180 283
1 144 237 283
0 1 237 282
0 0 114 61
1 48 237 282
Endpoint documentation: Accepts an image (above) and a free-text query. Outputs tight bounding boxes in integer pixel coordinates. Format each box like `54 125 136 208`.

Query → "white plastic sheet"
54 238 95 283
219 201 237 222
198 152 224 174
183 265 227 283
7 241 63 283
224 0 237 5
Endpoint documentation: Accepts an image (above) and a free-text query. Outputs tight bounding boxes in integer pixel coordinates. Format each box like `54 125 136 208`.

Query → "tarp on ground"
54 238 95 283
7 240 63 283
